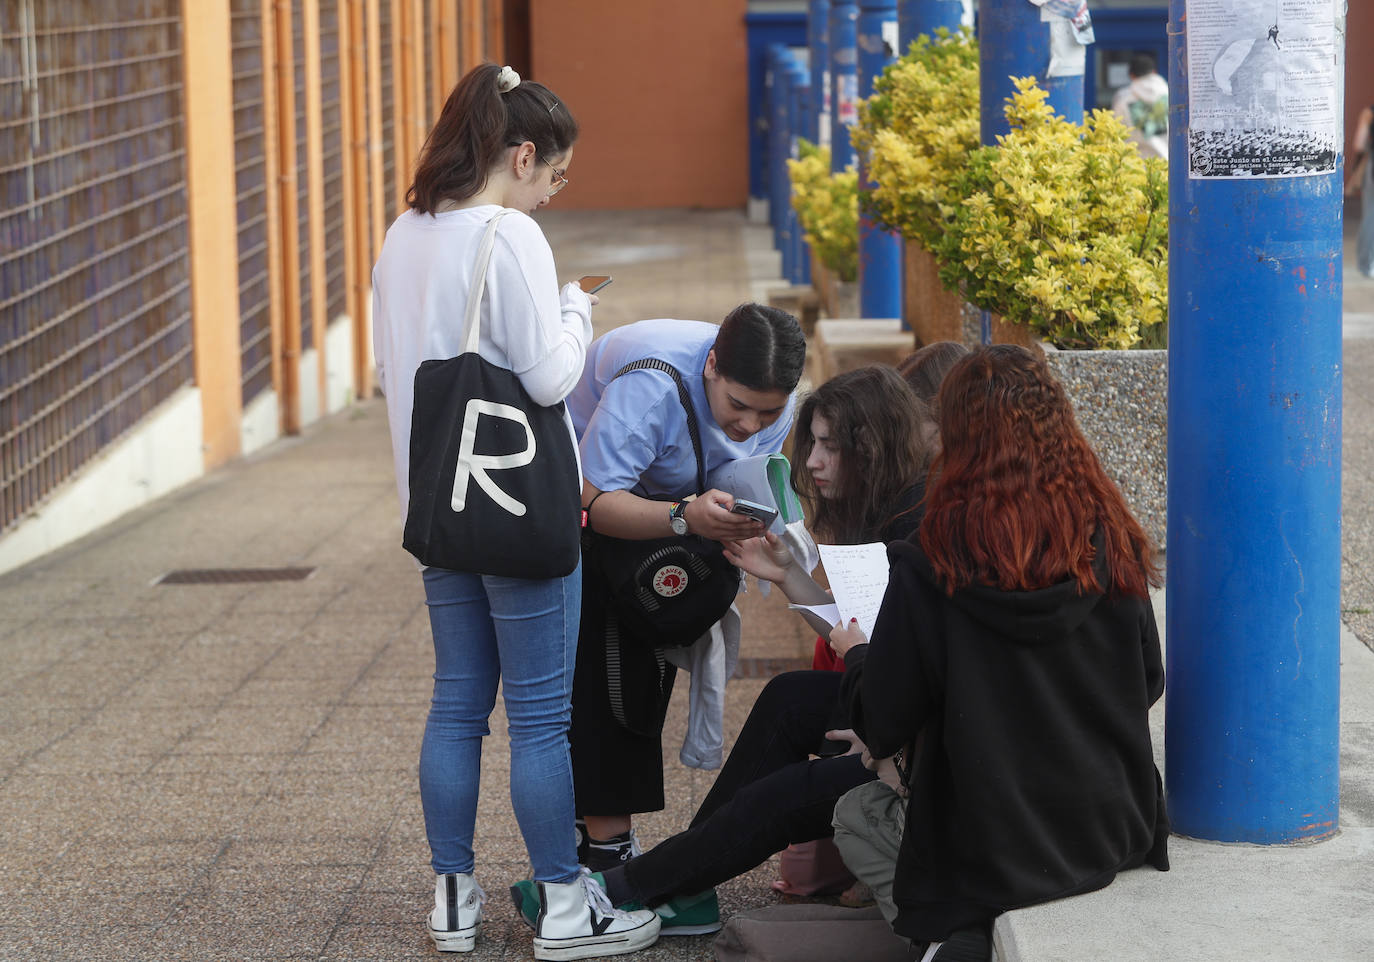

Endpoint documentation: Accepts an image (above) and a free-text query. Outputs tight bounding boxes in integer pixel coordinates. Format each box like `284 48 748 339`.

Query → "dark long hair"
407 64 579 214
791 366 925 544
896 341 970 474
711 303 807 393
920 345 1158 598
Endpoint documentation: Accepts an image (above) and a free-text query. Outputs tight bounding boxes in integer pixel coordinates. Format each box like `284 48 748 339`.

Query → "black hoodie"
840 537 1169 942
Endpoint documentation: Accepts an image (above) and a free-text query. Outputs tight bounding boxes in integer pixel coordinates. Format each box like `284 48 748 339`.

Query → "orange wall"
529 0 749 209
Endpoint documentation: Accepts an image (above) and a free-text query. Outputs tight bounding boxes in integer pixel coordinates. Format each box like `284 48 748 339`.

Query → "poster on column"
1185 0 1344 178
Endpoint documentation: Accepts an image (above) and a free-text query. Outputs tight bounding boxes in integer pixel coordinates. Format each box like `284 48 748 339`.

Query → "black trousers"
570 576 677 815
621 670 876 905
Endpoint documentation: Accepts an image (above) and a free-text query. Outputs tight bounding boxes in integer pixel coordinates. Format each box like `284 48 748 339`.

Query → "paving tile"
171 705 330 756
238 790 399 841
0 924 162 962
319 923 452 962
300 705 427 757
149 918 338 960
0 705 86 766
214 835 382 871
49 836 226 876
0 885 185 927
147 752 301 776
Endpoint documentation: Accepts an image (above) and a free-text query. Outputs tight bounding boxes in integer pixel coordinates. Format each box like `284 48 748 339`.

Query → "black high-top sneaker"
582 827 641 872
574 818 590 865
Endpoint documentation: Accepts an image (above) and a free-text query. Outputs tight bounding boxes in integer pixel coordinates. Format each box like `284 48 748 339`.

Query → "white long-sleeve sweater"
372 205 592 523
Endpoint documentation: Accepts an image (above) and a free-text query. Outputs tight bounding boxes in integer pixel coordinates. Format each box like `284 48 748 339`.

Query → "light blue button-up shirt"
567 319 796 499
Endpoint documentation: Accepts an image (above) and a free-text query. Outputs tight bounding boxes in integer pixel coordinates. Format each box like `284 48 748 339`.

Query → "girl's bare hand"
723 531 792 584
828 618 868 658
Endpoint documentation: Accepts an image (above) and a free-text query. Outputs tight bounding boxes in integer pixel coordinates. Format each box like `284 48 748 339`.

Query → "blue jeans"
419 565 581 884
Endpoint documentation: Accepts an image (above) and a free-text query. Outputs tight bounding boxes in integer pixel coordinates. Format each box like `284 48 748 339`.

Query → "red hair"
920 345 1159 598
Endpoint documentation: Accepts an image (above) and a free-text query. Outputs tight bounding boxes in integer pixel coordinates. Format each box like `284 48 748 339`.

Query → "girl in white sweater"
371 63 659 960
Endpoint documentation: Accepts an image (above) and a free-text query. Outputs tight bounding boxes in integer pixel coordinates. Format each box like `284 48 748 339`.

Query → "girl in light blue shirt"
566 304 806 877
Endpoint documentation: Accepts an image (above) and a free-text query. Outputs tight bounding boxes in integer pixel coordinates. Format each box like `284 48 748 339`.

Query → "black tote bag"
402 210 581 578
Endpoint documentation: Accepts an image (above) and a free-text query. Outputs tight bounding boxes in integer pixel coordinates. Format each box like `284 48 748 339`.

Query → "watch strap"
669 500 688 533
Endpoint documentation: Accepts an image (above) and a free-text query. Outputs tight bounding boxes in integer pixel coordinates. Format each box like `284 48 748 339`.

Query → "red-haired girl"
829 344 1170 962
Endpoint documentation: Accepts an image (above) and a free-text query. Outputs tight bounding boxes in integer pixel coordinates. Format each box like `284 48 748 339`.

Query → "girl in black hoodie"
830 344 1170 962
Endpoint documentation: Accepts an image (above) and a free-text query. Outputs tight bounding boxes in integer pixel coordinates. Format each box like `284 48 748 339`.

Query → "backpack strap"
604 615 670 734
606 358 707 496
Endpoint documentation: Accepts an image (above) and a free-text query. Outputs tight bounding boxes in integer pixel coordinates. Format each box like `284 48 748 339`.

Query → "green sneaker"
510 878 540 929
509 872 645 930
653 889 722 936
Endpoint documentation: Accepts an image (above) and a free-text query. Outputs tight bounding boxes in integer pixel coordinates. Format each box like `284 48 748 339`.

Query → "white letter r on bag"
451 398 536 516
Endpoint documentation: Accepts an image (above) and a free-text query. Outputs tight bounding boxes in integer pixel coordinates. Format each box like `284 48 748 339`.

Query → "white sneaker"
532 868 660 961
427 872 484 952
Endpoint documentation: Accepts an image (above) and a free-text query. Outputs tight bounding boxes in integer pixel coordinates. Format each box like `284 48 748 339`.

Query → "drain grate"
156 567 316 585
733 657 811 679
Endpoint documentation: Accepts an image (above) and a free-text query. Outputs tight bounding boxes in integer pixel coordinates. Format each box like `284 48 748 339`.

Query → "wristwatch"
669 500 689 536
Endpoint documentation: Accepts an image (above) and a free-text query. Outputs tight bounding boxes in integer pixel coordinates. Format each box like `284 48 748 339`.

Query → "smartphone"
577 274 613 294
730 497 779 526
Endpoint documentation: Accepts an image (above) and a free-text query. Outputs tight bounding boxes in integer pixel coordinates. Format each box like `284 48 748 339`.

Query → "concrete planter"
956 300 1036 350
893 253 1167 545
1042 347 1168 549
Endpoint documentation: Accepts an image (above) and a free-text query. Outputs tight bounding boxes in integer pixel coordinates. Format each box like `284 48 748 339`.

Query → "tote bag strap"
607 358 707 496
460 208 516 355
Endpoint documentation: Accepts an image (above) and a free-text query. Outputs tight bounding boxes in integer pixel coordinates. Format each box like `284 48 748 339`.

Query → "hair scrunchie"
496 65 521 93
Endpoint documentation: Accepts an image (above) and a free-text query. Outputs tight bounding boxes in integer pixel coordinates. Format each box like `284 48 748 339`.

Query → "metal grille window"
230 0 273 406
379 0 395 226
0 2 193 534
320 2 345 326
292 0 313 352
423 0 435 125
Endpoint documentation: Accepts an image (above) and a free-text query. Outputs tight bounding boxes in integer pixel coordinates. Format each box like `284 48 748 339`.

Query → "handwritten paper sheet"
816 542 890 640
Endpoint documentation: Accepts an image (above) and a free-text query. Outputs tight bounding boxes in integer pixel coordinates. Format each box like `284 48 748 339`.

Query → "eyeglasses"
540 156 569 196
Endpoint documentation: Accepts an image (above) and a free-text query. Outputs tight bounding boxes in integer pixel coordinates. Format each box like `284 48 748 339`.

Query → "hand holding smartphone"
577 274 613 294
730 497 779 527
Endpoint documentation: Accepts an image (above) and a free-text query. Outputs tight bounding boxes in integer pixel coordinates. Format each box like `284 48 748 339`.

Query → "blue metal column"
829 1 859 173
786 53 814 286
857 0 900 318
747 12 809 217
1164 1 1342 842
898 0 964 51
767 45 792 262
808 0 830 146
977 0 1084 142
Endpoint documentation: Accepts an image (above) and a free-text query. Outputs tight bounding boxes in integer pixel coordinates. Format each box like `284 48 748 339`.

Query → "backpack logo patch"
652 565 689 597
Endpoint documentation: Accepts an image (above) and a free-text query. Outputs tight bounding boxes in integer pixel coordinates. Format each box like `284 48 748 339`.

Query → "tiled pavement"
2 207 1372 961
0 209 816 962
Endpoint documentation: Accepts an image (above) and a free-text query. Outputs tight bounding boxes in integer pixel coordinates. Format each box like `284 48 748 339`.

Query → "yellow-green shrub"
852 27 980 251
929 78 1168 350
788 140 858 282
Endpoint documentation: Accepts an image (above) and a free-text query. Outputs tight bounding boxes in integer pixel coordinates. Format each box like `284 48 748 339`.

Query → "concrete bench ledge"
812 317 916 382
995 618 1374 962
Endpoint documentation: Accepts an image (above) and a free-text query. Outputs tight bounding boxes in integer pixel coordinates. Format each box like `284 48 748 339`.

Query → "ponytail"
407 63 579 214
